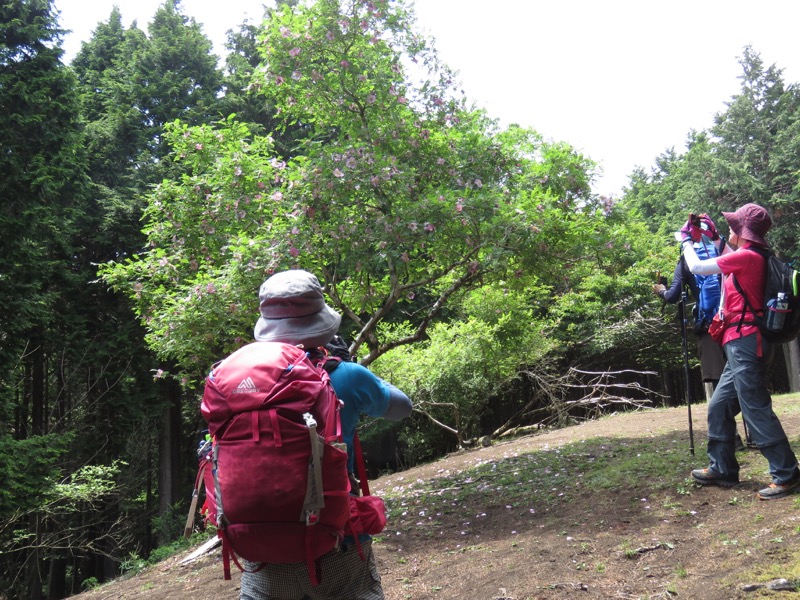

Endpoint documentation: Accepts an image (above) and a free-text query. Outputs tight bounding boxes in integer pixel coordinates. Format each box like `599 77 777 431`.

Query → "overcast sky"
53 0 800 197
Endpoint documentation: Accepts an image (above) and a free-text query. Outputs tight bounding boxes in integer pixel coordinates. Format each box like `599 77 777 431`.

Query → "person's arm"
659 258 685 304
379 379 412 420
674 233 722 275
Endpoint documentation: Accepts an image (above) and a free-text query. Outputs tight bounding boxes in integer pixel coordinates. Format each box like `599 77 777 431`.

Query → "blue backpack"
692 240 721 332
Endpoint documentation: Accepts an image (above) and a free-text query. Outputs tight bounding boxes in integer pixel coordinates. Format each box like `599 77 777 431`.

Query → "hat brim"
723 210 768 246
254 304 342 348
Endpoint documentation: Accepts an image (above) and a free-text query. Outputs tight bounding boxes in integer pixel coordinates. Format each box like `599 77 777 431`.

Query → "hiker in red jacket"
678 204 800 500
240 269 412 600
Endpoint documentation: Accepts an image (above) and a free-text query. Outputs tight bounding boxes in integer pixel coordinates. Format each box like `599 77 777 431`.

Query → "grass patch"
382 435 697 521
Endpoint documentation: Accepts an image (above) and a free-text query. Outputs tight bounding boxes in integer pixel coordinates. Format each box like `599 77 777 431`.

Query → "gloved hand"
652 283 666 298
697 214 719 240
678 219 701 244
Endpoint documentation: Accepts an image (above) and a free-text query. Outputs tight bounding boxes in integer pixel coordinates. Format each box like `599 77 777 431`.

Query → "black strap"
321 356 342 374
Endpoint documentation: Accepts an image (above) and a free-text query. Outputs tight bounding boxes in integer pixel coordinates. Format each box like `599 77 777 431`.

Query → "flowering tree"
101 0 595 378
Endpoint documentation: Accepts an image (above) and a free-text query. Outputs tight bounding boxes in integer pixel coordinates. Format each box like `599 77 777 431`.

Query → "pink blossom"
271 191 284 201
340 60 350 68
289 47 301 57
275 75 285 85
424 223 435 232
326 31 335 41
195 143 203 150
401 252 410 263
234 167 242 176
408 222 418 231
258 181 266 189
289 247 300 257
292 70 302 81
370 176 380 187
333 168 344 178
367 93 376 104
280 26 291 38
206 282 216 294
437 158 445 166
456 199 464 213
345 157 357 169
474 179 482 188
159 258 169 267
291 227 300 235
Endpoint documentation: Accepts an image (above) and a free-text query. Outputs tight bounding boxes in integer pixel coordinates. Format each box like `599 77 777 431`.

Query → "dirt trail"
73 398 800 599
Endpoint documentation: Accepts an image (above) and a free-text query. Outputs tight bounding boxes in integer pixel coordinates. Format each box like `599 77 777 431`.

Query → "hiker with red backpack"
226 269 412 599
677 203 800 499
653 213 750 450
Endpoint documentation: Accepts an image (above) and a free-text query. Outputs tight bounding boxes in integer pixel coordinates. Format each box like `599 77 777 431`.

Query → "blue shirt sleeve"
328 362 391 467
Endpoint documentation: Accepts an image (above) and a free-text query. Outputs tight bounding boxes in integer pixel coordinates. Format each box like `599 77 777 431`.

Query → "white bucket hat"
253 270 341 348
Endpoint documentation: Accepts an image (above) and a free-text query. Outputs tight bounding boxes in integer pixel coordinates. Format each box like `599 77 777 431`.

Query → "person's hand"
678 219 700 244
653 283 666 298
698 214 719 240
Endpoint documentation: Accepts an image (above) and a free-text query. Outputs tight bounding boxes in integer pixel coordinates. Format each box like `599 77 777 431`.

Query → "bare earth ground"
72 395 800 600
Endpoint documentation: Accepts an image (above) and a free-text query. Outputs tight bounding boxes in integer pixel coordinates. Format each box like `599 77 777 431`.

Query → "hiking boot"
735 434 746 452
691 468 739 488
757 476 800 500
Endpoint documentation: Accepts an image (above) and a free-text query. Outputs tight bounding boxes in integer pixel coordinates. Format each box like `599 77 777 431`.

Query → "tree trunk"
157 378 182 544
26 514 43 600
783 339 800 393
47 557 67 600
31 330 45 436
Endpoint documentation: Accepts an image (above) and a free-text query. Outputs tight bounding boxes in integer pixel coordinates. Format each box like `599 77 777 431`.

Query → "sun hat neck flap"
253 270 341 348
722 203 771 247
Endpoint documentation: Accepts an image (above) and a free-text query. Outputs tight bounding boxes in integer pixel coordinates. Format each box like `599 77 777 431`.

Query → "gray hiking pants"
706 333 800 485
239 540 383 600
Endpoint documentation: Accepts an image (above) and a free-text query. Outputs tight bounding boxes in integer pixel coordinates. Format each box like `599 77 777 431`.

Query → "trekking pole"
741 416 753 447
680 290 696 456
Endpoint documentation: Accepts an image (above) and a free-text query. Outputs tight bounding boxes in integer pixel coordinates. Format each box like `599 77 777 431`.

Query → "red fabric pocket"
347 495 387 536
708 314 725 345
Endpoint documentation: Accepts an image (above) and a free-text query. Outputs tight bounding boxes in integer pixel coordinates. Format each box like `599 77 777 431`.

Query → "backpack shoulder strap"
730 247 770 331
353 432 371 497
321 356 342 374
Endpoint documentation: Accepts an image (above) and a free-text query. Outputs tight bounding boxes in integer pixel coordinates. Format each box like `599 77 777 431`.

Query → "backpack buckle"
305 509 319 525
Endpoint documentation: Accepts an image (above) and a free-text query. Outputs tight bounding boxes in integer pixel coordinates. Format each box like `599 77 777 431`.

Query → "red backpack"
198 342 352 584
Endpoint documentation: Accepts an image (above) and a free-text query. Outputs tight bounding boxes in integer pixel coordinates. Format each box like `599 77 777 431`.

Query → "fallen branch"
178 537 221 565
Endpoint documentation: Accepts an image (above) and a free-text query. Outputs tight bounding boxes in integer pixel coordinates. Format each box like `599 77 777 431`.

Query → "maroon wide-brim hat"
722 203 771 246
